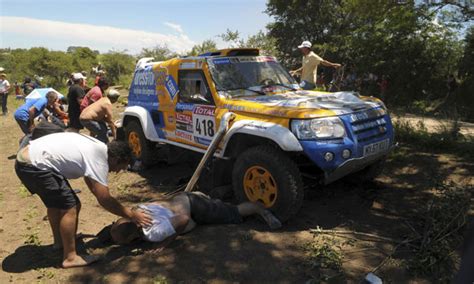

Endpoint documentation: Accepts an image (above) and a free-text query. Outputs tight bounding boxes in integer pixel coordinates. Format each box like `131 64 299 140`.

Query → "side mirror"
191 93 209 103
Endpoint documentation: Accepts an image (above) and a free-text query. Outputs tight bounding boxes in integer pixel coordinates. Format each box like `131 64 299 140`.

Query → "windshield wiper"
224 87 266 97
263 83 298 91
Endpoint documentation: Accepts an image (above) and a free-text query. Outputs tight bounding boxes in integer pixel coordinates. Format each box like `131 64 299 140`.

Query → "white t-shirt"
139 204 176 242
28 132 109 186
0 79 10 93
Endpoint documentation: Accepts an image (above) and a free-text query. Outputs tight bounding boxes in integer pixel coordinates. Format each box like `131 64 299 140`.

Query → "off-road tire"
124 120 158 167
232 145 304 222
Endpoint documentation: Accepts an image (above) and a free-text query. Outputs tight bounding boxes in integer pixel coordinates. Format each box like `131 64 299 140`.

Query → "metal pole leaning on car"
184 112 236 193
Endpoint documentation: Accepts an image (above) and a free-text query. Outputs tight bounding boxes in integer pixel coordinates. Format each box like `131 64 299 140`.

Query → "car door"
174 69 216 148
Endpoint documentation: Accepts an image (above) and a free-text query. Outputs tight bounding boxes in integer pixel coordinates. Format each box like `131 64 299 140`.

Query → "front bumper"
323 144 395 184
298 111 395 184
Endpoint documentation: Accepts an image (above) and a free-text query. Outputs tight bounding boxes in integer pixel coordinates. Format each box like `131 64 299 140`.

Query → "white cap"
72 72 86 80
298 41 312 49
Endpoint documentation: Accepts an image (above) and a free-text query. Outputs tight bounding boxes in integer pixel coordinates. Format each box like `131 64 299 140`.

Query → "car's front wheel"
232 145 304 222
124 120 158 166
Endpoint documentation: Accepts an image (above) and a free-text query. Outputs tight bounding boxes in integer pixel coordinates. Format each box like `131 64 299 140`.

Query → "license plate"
363 139 390 157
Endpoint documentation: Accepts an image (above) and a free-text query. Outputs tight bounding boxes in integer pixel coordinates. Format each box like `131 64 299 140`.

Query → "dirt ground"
1 98 473 283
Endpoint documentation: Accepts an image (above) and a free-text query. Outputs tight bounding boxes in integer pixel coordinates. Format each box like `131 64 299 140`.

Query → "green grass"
393 119 474 158
18 185 30 198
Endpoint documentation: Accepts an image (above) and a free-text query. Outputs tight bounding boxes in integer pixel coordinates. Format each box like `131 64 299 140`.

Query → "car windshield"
207 56 297 97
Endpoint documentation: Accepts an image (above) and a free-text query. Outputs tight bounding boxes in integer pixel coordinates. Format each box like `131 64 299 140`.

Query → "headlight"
291 117 346 140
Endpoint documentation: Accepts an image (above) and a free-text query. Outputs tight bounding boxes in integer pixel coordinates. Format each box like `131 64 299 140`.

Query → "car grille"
349 108 388 143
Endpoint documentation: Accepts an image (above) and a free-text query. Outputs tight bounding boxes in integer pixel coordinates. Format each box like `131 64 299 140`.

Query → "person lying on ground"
15 133 152 268
79 90 119 143
14 91 58 135
110 191 282 247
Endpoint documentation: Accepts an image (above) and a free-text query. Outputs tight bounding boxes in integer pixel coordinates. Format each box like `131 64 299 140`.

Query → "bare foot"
62 254 101 268
260 210 282 229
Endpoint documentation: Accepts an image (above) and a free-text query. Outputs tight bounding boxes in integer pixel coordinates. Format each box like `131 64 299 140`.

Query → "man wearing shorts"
110 191 282 245
15 133 152 268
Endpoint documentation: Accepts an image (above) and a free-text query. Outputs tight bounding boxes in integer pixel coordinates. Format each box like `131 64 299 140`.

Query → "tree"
265 0 465 102
69 47 98 75
219 29 280 57
138 45 177 61
101 51 135 85
187 39 218 56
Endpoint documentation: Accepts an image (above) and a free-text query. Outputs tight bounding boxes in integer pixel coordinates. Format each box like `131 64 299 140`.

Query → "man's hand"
131 208 153 228
333 63 342 68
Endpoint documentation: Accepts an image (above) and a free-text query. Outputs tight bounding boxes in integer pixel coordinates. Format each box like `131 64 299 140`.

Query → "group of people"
12 72 119 144
66 73 119 143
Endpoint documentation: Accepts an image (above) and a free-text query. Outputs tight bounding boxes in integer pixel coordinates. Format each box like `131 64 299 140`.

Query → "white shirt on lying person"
139 204 176 242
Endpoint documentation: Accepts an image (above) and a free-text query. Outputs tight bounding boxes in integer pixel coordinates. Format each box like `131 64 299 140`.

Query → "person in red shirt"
80 77 109 112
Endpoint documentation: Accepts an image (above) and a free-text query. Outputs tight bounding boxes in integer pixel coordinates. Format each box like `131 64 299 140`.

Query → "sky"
0 0 273 55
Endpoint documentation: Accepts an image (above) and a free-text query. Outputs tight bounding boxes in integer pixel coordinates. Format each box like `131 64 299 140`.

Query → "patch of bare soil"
1 102 472 283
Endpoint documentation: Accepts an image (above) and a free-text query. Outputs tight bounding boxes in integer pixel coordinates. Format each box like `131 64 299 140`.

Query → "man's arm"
290 66 303 75
104 104 117 140
84 176 152 227
27 106 37 132
321 60 341 68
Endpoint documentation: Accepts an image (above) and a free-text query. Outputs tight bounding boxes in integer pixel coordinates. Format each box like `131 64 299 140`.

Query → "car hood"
221 90 385 119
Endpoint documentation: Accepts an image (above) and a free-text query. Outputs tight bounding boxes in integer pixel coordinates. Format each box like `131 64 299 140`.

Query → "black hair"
107 141 132 164
110 218 140 245
98 77 109 88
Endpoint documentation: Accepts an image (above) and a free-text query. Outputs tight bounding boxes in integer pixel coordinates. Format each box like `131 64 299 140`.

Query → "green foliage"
265 0 467 106
139 45 177 61
187 39 218 56
406 182 470 281
219 29 280 57
303 235 345 282
100 51 135 85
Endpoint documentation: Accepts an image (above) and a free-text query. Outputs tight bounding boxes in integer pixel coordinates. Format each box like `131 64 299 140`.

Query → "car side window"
178 71 213 104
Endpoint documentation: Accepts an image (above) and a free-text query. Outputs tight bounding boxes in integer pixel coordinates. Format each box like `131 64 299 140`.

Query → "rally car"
118 48 394 221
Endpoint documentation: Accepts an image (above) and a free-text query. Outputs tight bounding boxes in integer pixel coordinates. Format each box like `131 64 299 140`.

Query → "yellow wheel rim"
128 132 142 157
243 166 278 208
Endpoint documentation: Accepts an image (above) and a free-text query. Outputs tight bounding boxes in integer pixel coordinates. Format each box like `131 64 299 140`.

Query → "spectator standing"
0 73 11 115
66 73 87 133
290 41 341 90
14 133 152 268
80 77 109 112
80 90 120 143
378 75 388 101
14 91 58 134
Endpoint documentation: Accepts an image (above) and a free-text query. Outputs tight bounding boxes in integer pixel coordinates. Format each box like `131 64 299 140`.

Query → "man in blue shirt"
14 91 58 134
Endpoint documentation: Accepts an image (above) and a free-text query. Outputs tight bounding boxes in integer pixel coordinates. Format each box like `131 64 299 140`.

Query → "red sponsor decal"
176 130 192 140
193 105 215 116
176 113 192 123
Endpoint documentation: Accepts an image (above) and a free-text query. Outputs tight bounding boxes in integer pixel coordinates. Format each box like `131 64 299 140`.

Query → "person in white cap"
66 73 87 133
290 41 341 90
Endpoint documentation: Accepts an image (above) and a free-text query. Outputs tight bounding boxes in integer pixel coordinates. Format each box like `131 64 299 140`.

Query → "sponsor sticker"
176 113 193 133
179 62 196 69
212 58 230 65
176 130 193 141
165 75 179 100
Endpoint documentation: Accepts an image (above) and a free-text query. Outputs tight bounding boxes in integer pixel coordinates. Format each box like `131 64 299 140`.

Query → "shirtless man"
110 191 282 245
80 90 119 143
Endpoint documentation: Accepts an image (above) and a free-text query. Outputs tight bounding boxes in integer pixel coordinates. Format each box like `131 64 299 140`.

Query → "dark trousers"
0 92 8 114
